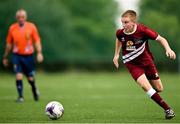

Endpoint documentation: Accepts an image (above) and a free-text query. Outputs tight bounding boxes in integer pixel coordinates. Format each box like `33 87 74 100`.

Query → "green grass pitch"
0 72 180 123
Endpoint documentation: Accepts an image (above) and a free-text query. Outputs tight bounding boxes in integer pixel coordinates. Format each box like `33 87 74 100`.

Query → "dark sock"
28 79 37 96
16 80 23 98
151 92 170 110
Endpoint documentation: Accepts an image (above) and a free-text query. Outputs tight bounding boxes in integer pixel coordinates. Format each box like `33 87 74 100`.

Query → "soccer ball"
45 101 64 120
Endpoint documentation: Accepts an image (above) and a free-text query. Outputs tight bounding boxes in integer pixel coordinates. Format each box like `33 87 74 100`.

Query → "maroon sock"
151 92 170 110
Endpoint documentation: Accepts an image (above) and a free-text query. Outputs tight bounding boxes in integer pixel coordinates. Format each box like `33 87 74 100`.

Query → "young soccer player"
113 10 176 119
2 9 43 102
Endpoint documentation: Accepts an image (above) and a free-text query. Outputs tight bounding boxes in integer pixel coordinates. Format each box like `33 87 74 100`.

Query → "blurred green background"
0 0 179 72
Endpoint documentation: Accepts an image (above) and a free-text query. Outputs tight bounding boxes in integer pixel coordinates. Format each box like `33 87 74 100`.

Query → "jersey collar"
123 24 137 35
18 22 26 29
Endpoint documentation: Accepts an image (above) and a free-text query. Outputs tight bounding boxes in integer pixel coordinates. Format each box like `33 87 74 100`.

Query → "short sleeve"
32 24 40 43
6 27 13 44
116 29 122 42
143 25 158 40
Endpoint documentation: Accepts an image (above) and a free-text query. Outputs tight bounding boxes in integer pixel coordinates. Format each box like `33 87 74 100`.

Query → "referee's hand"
37 52 43 63
2 58 9 67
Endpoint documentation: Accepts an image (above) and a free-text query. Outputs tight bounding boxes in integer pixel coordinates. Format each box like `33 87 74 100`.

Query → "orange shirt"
7 22 40 55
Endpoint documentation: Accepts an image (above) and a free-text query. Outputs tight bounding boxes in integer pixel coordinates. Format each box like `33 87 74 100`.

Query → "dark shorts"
125 62 159 81
12 53 35 77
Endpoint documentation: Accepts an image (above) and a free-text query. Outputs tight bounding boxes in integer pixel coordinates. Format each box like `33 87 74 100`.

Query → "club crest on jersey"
126 41 136 51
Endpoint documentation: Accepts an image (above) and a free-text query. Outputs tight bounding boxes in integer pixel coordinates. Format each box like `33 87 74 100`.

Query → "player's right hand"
2 58 9 67
113 55 119 69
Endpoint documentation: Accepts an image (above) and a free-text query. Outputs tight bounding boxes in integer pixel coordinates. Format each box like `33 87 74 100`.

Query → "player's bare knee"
156 82 164 92
156 86 163 92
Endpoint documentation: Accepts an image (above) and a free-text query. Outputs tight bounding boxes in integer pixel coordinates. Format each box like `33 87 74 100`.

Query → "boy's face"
121 16 135 32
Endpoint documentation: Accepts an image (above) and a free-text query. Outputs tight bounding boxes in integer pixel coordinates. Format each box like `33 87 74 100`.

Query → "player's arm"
3 43 13 67
113 38 122 68
156 35 176 60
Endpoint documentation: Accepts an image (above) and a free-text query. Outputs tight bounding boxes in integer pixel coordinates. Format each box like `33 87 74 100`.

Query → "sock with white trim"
147 88 170 110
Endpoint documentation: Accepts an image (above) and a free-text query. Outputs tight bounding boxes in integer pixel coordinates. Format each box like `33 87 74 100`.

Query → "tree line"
0 0 179 71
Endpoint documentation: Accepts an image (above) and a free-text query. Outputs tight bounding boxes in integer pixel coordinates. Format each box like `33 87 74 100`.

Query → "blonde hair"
16 9 27 19
121 10 137 22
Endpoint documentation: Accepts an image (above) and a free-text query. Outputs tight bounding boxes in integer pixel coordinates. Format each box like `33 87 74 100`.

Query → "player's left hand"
166 49 176 60
37 52 44 63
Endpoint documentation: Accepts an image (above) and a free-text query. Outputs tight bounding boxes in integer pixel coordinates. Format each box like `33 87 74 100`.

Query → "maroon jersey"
116 24 159 65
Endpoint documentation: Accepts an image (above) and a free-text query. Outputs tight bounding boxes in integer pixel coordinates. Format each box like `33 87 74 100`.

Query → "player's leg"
137 74 175 119
126 63 175 119
23 55 39 101
145 63 163 92
136 74 152 91
149 79 163 92
12 54 24 102
145 63 175 119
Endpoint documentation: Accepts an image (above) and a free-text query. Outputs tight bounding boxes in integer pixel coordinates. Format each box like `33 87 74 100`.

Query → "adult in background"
3 9 43 102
